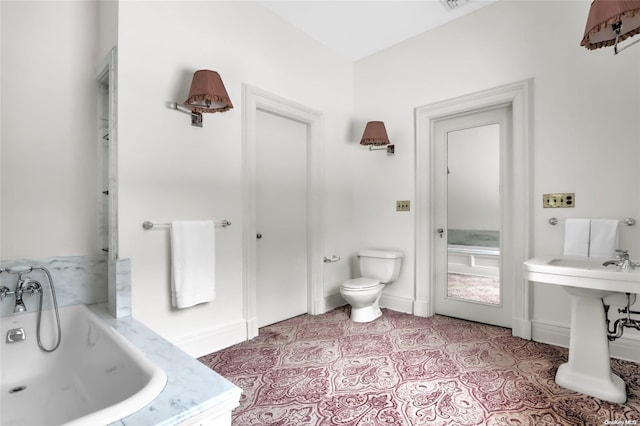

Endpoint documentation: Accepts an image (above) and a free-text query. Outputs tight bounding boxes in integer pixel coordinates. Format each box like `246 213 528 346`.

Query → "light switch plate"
396 200 410 211
543 193 575 208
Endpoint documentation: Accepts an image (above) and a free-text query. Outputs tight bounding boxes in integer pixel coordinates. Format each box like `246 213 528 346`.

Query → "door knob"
437 228 444 238
256 233 262 239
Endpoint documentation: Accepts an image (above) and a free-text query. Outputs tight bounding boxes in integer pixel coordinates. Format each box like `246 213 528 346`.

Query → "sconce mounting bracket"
191 111 203 127
368 144 395 155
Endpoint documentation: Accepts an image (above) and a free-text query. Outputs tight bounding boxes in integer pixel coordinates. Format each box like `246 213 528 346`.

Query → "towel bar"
549 217 635 226
142 220 231 230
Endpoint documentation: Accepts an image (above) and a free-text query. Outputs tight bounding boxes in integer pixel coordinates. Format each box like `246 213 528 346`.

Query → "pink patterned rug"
447 273 500 305
199 307 640 425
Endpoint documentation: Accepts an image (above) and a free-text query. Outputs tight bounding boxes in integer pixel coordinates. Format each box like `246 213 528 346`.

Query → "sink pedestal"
524 256 639 403
555 291 626 404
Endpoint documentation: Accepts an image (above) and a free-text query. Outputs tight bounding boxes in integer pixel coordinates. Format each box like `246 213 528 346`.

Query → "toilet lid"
342 277 380 290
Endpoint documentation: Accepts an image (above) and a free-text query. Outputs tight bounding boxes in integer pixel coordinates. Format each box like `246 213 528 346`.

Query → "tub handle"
6 328 26 343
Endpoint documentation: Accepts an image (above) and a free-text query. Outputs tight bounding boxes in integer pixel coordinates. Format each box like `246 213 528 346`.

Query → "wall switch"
543 193 575 208
396 200 411 211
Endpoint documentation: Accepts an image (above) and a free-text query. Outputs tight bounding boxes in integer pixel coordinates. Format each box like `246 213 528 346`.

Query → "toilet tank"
358 249 404 283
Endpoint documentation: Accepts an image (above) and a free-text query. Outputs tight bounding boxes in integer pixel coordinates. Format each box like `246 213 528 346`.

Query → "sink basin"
523 255 638 404
524 256 640 294
547 258 606 269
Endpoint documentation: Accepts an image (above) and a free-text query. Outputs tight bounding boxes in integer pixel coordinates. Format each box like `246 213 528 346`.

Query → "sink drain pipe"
603 293 640 341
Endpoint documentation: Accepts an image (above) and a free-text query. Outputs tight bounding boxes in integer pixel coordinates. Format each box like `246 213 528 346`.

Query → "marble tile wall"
109 258 131 318
0 254 120 317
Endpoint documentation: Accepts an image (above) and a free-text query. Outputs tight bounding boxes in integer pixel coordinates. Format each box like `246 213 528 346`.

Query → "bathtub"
448 244 500 277
1 304 167 426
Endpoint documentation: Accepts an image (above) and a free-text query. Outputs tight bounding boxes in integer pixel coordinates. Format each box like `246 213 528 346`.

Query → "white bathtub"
1 304 167 426
448 244 500 277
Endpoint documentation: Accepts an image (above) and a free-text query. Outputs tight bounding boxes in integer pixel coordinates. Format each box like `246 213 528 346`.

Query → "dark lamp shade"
581 0 640 49
360 121 390 146
184 70 233 113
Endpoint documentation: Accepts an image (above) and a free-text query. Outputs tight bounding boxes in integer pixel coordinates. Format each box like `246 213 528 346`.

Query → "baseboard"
532 320 640 363
412 299 433 317
312 298 326 315
511 317 532 340
246 317 259 340
531 320 570 348
172 320 247 358
612 332 640 363
323 293 346 312
380 294 414 314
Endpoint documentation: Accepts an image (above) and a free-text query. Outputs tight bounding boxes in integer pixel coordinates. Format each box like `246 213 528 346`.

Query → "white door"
256 109 308 327
433 105 512 328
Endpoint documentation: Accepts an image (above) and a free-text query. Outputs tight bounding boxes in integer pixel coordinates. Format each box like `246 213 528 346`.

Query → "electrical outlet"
543 193 575 208
396 200 410 211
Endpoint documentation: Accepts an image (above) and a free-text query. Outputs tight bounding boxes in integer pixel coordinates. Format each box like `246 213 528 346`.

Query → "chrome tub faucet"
0 266 42 313
0 265 61 352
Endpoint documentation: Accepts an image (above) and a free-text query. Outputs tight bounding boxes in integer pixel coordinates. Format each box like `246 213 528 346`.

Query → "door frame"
414 79 533 339
242 84 324 339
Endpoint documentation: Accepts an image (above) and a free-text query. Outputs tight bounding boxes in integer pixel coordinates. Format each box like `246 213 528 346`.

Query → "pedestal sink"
524 256 640 403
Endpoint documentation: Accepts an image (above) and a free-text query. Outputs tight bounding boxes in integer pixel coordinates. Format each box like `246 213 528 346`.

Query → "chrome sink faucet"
603 249 640 270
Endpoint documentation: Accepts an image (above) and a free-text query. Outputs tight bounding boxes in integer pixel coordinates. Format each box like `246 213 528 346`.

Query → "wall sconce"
172 70 233 127
581 0 640 54
360 121 395 155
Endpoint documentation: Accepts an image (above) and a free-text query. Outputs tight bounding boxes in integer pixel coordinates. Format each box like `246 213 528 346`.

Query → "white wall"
97 0 118 60
1 1 100 259
116 2 355 353
354 0 640 349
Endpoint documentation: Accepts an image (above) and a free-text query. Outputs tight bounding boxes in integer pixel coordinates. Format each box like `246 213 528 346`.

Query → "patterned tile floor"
199 307 640 425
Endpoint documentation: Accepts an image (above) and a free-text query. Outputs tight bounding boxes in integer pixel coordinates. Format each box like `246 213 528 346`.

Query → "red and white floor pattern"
199 307 640 425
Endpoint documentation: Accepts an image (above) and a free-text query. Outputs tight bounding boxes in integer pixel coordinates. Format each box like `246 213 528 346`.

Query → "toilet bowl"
340 250 403 323
340 278 385 322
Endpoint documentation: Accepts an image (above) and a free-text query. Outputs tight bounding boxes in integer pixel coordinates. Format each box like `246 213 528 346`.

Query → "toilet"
340 249 403 322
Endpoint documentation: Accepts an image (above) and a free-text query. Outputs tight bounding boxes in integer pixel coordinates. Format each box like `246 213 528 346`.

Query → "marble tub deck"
88 304 242 426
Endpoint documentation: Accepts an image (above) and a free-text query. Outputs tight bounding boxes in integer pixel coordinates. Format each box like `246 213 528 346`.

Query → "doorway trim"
242 84 324 339
414 79 533 339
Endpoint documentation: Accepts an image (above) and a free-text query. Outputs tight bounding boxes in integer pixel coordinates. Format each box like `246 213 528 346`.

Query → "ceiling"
262 0 499 61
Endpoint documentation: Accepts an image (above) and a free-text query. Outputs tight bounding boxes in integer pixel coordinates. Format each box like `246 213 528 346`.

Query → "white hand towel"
589 219 619 258
563 218 590 257
170 220 216 309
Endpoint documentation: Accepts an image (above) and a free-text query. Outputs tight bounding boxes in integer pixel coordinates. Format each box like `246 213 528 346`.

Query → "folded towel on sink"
589 219 619 258
564 218 591 257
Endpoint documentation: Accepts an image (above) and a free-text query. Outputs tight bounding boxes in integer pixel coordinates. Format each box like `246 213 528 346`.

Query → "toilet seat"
341 277 380 291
